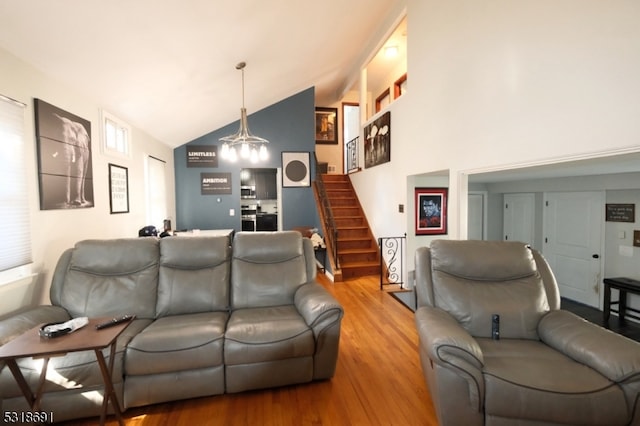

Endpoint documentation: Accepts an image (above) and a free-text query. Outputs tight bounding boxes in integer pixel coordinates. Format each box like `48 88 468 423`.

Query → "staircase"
317 174 380 281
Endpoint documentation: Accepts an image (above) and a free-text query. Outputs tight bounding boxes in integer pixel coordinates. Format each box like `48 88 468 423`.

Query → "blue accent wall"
174 87 319 232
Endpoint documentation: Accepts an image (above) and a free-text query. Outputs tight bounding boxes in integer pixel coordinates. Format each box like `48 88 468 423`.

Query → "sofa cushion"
231 231 309 309
429 240 549 340
225 306 314 365
157 236 231 316
125 312 227 376
56 238 159 319
479 338 628 425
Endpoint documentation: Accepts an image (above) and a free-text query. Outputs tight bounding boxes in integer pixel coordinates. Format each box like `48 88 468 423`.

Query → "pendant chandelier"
219 62 269 163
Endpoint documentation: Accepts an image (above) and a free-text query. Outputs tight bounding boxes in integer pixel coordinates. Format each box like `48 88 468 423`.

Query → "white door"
543 191 603 307
503 193 535 246
468 192 486 240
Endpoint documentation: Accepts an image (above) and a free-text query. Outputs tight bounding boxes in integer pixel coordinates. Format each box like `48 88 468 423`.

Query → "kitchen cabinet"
255 169 277 200
242 168 277 200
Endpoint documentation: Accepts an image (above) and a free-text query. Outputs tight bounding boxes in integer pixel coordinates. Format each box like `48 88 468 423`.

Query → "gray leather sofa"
415 240 640 426
0 231 343 423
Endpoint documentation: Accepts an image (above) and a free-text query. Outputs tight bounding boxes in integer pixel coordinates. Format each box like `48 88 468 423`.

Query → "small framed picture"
415 188 448 235
109 163 129 214
315 107 338 144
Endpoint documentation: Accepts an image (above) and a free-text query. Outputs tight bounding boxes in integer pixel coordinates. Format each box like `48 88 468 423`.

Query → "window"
0 95 32 278
102 110 131 158
394 73 407 99
145 155 167 230
375 88 391 113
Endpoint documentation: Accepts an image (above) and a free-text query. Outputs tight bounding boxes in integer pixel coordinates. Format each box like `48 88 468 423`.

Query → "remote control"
492 314 500 340
95 314 135 330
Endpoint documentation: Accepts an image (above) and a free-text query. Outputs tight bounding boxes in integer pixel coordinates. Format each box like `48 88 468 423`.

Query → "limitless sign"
187 145 217 167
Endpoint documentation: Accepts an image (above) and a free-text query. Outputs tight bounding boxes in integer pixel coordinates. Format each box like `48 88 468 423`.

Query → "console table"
603 277 640 326
0 317 133 425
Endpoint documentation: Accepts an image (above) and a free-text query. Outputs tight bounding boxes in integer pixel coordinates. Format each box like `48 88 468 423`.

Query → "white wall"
315 91 360 174
0 48 175 312
350 0 640 275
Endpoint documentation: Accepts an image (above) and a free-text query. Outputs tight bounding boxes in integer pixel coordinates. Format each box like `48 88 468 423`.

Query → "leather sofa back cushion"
157 236 231 316
59 238 159 319
430 240 549 339
232 231 308 309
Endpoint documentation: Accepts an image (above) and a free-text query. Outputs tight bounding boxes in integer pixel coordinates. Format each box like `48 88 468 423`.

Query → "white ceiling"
0 0 403 147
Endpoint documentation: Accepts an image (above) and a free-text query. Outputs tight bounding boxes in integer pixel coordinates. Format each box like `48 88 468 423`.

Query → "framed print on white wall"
282 151 310 187
109 163 129 214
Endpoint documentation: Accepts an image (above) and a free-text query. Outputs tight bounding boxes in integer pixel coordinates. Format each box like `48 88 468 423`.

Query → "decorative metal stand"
378 234 406 290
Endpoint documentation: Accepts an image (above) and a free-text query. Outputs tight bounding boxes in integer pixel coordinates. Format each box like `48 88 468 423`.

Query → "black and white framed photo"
34 99 94 210
108 163 129 214
282 151 310 187
364 111 391 169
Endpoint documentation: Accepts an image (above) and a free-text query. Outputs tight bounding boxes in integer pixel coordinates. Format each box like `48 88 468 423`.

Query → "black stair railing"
346 136 359 174
313 154 339 270
378 234 406 290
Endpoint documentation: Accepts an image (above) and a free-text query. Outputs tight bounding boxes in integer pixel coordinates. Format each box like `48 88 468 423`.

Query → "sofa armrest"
0 305 70 346
294 282 343 334
539 310 640 383
415 306 485 410
416 306 484 368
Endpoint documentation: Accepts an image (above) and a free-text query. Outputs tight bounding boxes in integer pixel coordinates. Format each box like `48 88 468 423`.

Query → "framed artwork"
34 99 94 210
282 151 310 187
315 107 338 144
108 163 129 214
364 111 391 169
415 188 448 235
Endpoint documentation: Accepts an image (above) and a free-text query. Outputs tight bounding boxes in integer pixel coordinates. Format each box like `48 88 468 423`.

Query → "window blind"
0 96 32 272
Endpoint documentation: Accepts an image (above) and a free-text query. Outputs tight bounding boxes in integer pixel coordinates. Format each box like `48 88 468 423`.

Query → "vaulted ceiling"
0 0 403 147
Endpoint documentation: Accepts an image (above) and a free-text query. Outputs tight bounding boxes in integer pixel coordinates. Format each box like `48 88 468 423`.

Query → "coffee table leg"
95 343 124 426
6 359 35 406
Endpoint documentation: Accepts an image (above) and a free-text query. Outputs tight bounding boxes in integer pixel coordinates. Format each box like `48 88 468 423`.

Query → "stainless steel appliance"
241 204 257 231
240 185 256 199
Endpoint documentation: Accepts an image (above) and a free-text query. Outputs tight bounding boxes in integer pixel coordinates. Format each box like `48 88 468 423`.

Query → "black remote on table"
95 314 135 330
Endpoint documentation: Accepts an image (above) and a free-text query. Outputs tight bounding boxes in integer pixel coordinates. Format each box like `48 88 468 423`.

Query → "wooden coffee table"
0 316 133 425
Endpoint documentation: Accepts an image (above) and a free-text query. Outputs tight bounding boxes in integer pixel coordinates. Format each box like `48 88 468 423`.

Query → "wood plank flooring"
66 274 438 426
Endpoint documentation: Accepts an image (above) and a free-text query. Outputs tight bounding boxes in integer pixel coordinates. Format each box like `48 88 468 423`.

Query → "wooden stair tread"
339 247 378 253
340 260 380 267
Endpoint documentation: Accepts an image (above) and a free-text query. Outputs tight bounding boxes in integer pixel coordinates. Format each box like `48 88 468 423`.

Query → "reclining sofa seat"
124 235 231 407
414 240 640 426
224 231 342 392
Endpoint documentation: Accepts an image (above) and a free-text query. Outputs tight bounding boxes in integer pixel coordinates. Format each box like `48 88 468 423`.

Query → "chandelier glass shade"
219 62 269 163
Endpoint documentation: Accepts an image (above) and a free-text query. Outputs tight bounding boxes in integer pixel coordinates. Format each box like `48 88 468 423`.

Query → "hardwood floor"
66 274 438 426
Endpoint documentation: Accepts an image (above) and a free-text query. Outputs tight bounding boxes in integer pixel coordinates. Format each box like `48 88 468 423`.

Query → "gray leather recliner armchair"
415 240 640 426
